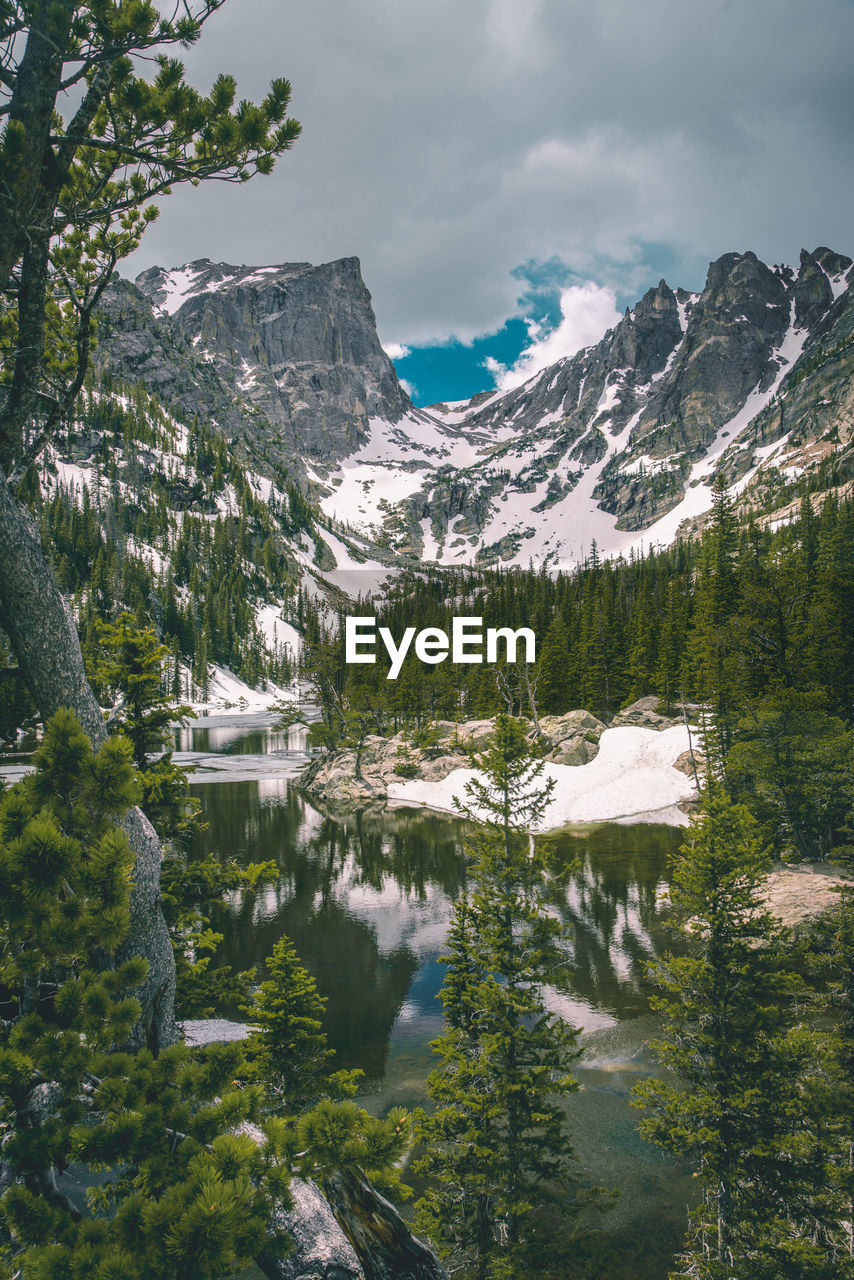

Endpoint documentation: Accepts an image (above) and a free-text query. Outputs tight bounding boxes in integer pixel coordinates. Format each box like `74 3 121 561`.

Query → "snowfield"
388 724 696 830
187 663 297 715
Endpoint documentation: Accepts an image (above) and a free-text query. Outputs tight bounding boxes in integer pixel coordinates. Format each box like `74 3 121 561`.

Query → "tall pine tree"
416 715 604 1278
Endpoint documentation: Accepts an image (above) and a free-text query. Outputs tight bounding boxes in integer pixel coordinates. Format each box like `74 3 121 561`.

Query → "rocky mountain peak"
610 278 682 384
100 255 411 478
94 242 853 574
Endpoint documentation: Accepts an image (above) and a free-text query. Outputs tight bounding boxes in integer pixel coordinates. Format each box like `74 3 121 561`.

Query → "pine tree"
92 612 197 845
0 710 288 1279
633 790 853 1279
688 477 742 756
534 615 571 714
726 689 854 862
416 715 601 1278
243 935 361 1113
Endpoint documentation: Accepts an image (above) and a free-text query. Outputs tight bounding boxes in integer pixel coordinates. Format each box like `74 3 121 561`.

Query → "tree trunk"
0 468 176 1050
323 1170 448 1280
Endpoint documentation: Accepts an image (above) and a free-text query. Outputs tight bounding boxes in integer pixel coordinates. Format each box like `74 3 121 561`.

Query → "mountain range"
93 244 854 572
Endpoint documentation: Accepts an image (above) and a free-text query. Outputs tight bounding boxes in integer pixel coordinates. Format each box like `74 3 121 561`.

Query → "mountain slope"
92 246 854 575
317 247 853 565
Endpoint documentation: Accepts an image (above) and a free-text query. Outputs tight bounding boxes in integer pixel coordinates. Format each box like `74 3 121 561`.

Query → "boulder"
538 710 606 766
419 753 470 782
257 1178 365 1280
610 696 680 729
546 738 597 766
539 710 606 744
672 749 705 779
454 719 495 747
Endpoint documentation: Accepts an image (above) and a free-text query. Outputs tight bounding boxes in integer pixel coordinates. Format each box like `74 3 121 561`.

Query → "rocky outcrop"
258 1178 366 1280
298 713 612 806
538 709 606 764
761 863 853 931
97 257 410 484
297 720 487 806
296 704 704 811
137 257 409 477
610 695 682 730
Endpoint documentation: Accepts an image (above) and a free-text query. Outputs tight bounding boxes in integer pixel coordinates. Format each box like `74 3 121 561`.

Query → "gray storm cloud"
128 0 854 346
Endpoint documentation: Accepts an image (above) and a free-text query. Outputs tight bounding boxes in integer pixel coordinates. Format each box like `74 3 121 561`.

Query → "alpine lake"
173 711 697 1279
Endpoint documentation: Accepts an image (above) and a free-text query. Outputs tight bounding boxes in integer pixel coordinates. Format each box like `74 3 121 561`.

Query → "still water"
185 715 697 1279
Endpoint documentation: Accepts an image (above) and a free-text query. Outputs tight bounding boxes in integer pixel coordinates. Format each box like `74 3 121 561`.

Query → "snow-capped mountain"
96 246 854 572
318 247 854 566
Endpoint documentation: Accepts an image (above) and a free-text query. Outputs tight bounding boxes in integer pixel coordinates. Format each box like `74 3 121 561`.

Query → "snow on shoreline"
186 663 297 716
387 724 697 830
2 704 697 832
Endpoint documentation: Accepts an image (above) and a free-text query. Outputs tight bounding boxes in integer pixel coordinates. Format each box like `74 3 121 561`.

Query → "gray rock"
539 710 606 766
539 710 606 743
419 753 469 782
134 257 410 480
546 738 597 766
181 1018 253 1046
610 696 680 729
258 1178 365 1280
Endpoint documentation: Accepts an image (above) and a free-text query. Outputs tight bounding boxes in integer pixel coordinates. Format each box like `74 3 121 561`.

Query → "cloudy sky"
129 0 854 404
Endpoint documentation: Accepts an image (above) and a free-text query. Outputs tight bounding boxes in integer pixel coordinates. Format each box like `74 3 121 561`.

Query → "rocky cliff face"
339 245 853 564
97 257 410 481
96 246 854 569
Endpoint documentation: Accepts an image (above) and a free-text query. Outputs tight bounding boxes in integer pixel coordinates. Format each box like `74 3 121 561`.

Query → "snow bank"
189 663 296 715
387 724 696 830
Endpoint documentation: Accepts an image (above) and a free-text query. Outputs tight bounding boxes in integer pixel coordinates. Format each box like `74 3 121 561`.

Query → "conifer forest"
2 4 854 1280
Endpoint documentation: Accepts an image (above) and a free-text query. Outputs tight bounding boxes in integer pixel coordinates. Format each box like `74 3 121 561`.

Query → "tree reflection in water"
191 783 466 1080
192 784 686 1075
190 781 695 1280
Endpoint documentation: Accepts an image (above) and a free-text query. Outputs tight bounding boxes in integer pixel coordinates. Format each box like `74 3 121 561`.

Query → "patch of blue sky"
392 245 707 408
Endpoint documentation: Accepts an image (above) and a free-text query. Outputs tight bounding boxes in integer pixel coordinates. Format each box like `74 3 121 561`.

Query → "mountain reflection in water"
190 778 696 1279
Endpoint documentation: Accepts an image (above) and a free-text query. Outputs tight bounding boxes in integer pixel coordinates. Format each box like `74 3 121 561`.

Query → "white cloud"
488 282 621 390
383 341 411 360
399 377 415 398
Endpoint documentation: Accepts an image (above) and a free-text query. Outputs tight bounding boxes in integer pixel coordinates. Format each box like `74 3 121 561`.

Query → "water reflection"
192 785 466 1078
548 825 686 1022
189 777 695 1279
192 785 687 1066
174 712 309 755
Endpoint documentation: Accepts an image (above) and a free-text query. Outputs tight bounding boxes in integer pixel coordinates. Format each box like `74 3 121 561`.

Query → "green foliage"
727 689 854 861
240 935 414 1203
1 0 300 483
633 791 854 1279
294 1100 411 1198
243 935 362 1113
0 710 287 1280
416 715 606 1278
91 612 197 838
89 612 279 1019
534 615 571 715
